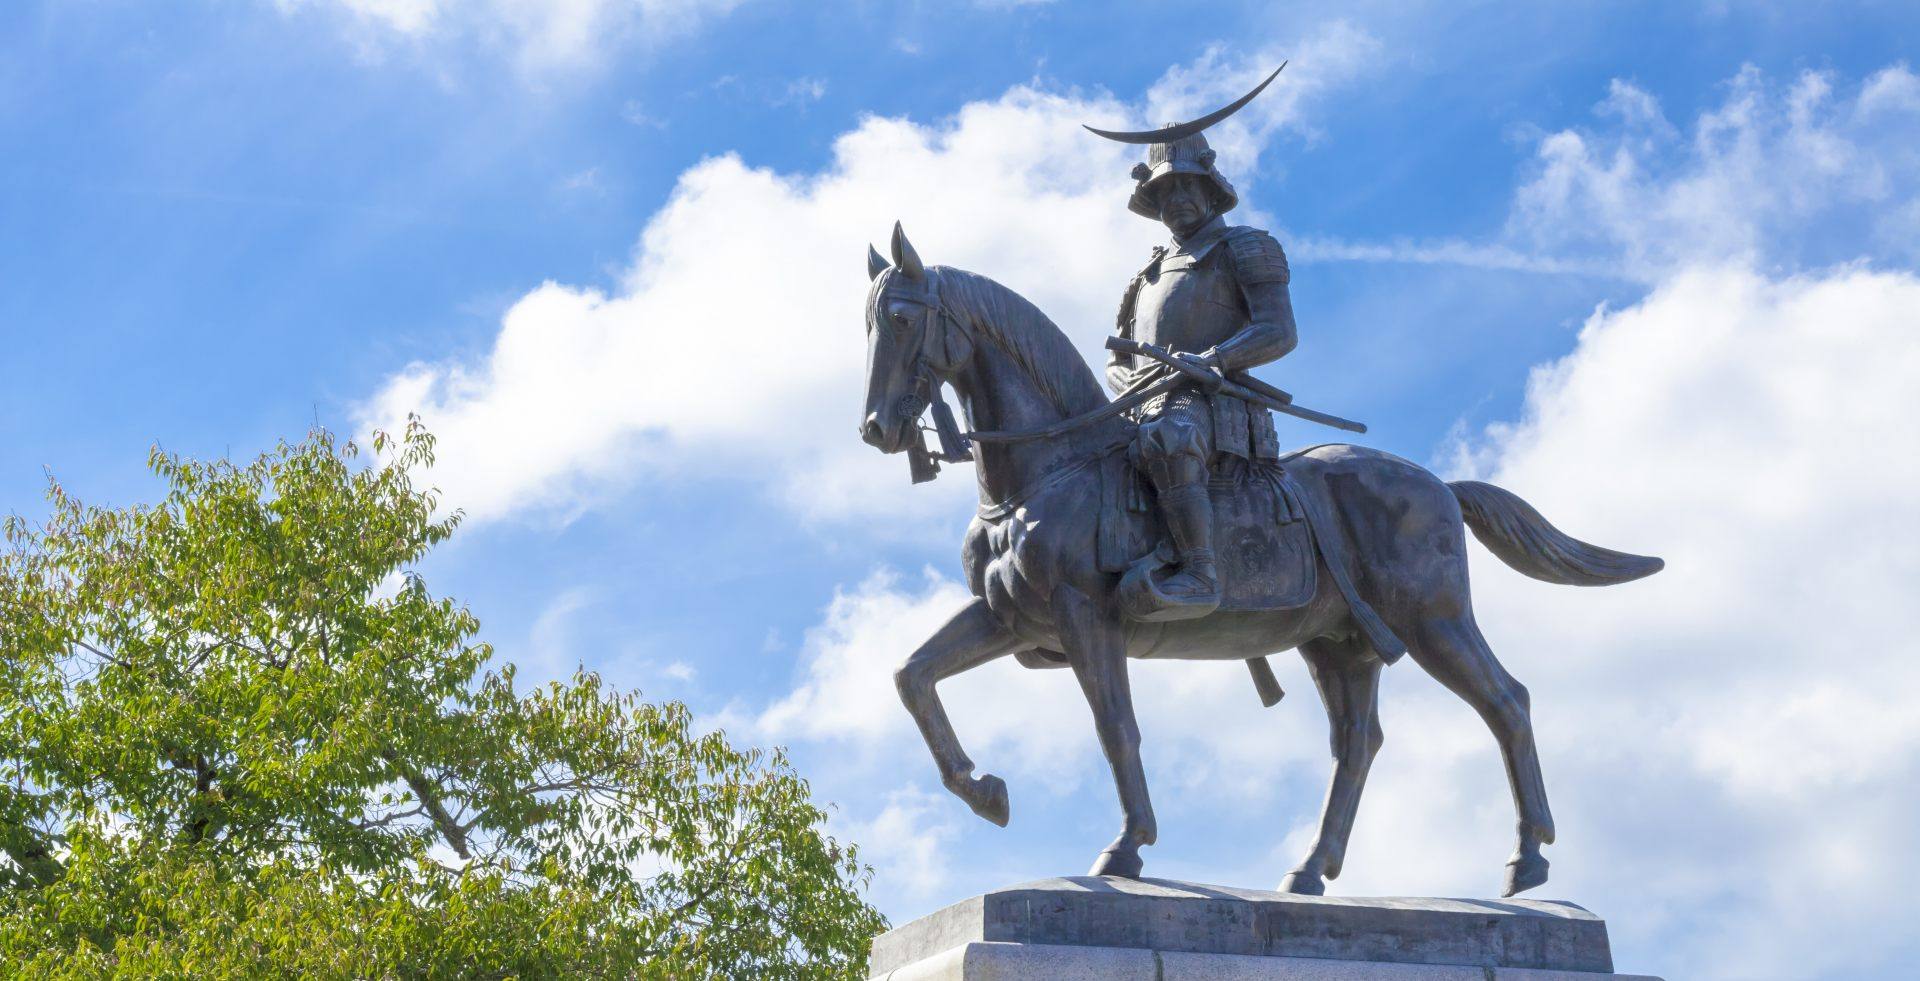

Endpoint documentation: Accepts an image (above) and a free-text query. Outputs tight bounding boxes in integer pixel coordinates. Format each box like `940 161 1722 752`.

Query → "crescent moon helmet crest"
1082 62 1286 145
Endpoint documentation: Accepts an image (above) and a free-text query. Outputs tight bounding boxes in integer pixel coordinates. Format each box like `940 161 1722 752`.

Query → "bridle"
881 271 974 482
878 270 1179 506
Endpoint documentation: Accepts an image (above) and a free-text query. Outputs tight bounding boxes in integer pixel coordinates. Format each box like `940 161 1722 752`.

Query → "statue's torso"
1132 240 1246 355
1123 228 1279 461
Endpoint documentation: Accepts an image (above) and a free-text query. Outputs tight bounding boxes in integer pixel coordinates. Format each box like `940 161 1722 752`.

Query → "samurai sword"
1105 337 1369 435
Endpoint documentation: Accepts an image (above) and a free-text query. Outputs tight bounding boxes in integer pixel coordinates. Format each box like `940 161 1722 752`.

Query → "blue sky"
6 3 1920 978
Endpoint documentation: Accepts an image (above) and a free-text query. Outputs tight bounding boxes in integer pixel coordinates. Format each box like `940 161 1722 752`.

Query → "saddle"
1014 449 1408 704
1097 456 1315 612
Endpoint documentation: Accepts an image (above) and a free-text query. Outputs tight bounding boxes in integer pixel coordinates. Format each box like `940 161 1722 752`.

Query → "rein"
961 373 1177 443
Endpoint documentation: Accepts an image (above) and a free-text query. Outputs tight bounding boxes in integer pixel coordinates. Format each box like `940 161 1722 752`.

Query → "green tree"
0 423 885 978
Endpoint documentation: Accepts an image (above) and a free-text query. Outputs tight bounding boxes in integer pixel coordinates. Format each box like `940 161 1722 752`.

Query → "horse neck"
940 285 1125 507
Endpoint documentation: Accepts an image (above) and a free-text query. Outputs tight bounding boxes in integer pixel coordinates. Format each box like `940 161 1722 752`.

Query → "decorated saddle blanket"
1097 455 1316 612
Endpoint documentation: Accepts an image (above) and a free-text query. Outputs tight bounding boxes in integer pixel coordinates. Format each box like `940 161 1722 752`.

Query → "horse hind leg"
1407 612 1556 897
895 598 1025 826
1279 635 1384 896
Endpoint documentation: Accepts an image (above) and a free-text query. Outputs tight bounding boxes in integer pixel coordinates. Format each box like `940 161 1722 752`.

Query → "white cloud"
1508 64 1920 278
774 76 828 108
1288 235 1620 278
1595 77 1676 138
358 25 1376 526
835 787 964 902
274 0 748 70
1857 63 1920 118
360 88 1138 526
1300 63 1920 281
759 569 968 746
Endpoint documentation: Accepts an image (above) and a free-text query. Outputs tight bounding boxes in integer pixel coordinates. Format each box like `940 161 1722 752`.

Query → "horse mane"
930 266 1108 415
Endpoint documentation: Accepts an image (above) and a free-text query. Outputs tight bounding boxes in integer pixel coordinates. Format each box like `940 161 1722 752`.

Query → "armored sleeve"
1209 229 1298 372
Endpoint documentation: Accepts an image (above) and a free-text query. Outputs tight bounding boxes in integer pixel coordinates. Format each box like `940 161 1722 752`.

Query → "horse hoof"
965 774 1010 827
1503 854 1550 897
1278 870 1325 895
1088 844 1143 879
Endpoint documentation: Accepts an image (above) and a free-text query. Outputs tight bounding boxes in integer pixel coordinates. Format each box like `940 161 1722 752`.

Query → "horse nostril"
861 413 887 446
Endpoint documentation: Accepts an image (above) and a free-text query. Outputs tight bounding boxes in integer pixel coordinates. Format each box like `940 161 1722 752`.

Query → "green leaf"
0 426 885 977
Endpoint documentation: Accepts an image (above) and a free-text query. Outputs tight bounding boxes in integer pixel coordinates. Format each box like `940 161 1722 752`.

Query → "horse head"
860 222 973 454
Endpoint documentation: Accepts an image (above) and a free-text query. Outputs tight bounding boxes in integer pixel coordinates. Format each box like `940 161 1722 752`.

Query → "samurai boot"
1119 461 1222 622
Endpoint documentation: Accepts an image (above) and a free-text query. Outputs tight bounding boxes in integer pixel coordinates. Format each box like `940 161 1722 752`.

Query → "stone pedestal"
868 877 1661 980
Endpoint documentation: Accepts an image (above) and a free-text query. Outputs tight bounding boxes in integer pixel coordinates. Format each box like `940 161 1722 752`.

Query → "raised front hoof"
1278 870 1325 895
1503 853 1550 897
958 773 1009 827
1088 842 1144 879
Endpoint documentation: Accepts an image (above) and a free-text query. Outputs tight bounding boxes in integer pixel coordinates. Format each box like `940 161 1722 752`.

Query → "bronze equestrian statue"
856 66 1661 898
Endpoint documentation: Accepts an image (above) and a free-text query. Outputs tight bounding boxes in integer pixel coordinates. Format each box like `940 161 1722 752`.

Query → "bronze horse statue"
858 225 1661 897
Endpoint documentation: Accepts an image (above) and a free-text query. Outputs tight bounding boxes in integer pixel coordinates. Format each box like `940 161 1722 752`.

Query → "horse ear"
867 244 889 281
891 221 925 281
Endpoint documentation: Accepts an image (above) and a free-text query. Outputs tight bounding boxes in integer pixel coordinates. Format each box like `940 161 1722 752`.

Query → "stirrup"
1117 558 1222 622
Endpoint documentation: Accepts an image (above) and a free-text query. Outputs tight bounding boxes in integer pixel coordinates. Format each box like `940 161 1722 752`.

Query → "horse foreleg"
1053 584 1156 878
895 597 1024 826
1408 613 1556 897
1280 635 1384 896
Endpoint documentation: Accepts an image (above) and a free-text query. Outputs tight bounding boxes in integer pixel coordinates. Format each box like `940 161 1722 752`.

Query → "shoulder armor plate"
1226 227 1288 286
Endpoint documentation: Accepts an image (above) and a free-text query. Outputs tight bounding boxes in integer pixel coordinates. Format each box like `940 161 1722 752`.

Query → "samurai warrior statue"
1092 66 1299 622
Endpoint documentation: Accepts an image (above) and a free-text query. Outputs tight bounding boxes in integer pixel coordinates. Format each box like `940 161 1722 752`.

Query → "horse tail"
1449 480 1663 586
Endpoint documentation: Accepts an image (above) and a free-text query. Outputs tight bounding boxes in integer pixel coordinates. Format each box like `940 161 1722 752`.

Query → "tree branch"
355 805 427 831
383 752 470 860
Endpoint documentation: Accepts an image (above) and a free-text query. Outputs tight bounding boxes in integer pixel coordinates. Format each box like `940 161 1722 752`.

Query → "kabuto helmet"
1124 132 1236 219
1084 62 1286 220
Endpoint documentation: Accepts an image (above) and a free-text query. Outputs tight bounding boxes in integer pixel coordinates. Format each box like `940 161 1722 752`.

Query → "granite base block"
869 877 1661 981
